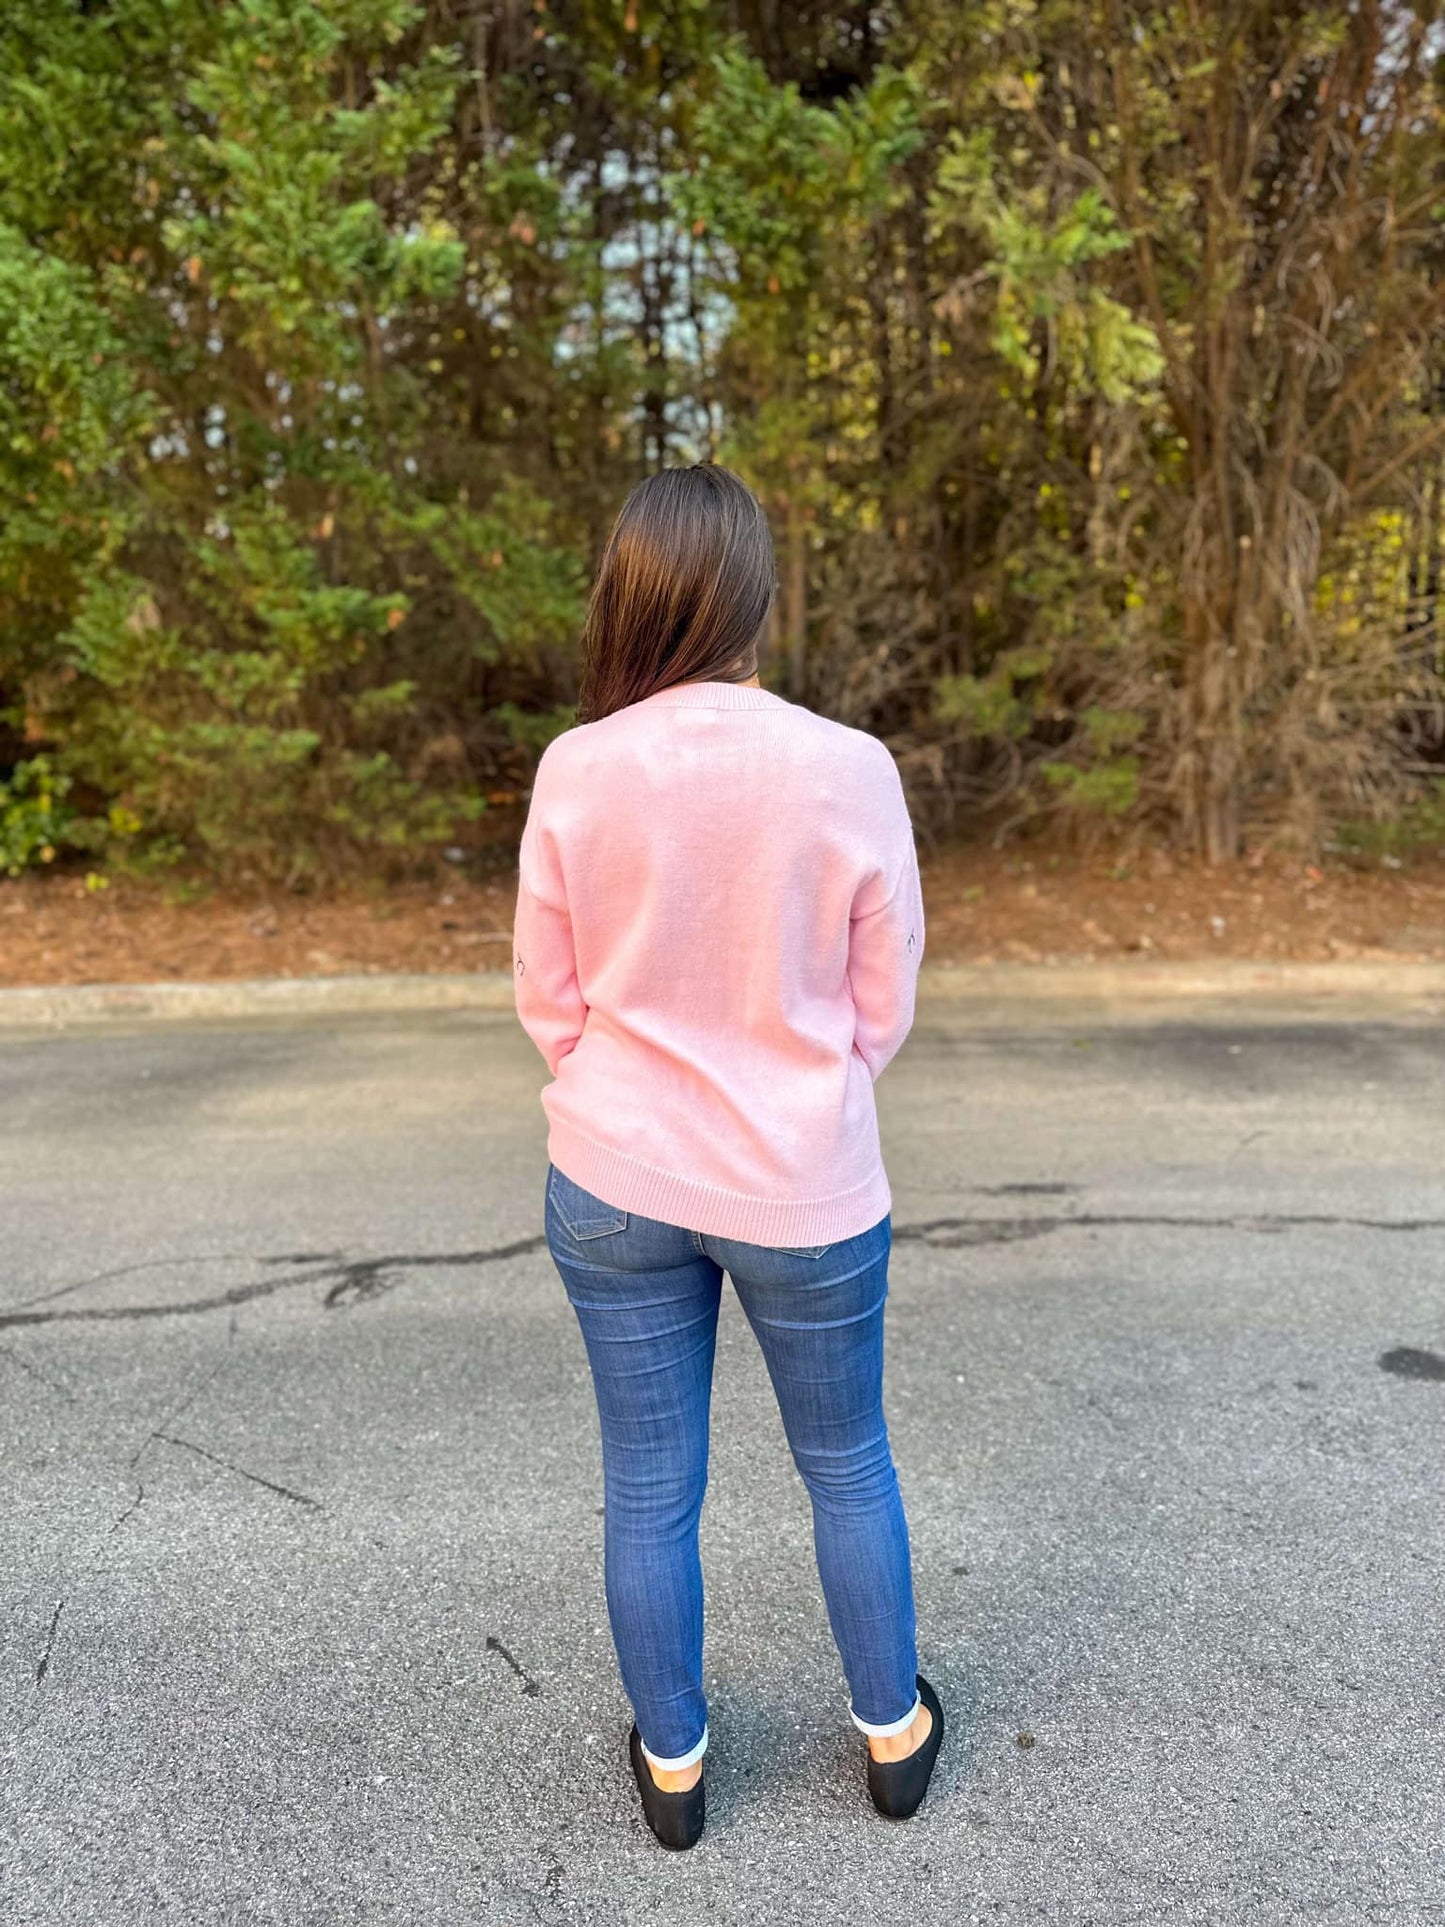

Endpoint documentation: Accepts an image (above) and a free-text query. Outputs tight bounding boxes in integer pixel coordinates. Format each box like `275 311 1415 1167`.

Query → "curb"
1 960 1443 1031
920 960 1445 1009
0 972 516 1030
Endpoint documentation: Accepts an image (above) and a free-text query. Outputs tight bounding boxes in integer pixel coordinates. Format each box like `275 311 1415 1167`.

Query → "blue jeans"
543 1160 920 1772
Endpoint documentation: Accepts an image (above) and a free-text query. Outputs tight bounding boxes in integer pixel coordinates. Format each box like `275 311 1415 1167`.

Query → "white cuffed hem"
849 1691 921 1739
640 1722 708 1772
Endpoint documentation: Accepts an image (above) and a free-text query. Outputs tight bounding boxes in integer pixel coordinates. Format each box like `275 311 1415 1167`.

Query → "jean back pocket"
547 1164 629 1241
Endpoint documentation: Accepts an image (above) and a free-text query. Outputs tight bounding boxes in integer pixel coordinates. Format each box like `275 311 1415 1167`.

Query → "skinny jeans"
543 1160 920 1772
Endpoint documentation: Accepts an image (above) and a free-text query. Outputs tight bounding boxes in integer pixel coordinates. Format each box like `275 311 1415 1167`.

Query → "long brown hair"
575 464 776 724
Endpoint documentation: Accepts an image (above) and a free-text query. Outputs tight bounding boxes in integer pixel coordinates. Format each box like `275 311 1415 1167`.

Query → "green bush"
1336 781 1445 860
0 756 75 876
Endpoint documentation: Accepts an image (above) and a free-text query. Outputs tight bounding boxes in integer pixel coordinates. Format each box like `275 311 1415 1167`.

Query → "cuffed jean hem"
849 1690 921 1739
640 1723 708 1772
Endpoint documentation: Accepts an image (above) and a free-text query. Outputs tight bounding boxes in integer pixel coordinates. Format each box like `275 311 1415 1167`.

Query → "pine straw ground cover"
5 840 1445 989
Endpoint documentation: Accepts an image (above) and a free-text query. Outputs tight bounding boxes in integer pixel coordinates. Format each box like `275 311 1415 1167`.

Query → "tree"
1 0 1443 877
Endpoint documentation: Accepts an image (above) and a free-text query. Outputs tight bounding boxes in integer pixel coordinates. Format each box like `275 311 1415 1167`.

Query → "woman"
512 463 943 1850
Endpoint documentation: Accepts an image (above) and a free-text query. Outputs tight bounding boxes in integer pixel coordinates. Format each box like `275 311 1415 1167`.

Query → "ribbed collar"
639 680 792 711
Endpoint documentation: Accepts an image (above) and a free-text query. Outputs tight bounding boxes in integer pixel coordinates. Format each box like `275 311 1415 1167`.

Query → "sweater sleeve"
513 749 587 1078
847 747 925 1083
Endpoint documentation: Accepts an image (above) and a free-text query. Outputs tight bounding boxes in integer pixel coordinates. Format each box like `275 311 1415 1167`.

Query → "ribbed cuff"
849 1691 921 1739
640 1723 708 1772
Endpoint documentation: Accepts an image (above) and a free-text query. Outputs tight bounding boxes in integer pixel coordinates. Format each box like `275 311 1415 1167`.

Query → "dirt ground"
5 831 1445 987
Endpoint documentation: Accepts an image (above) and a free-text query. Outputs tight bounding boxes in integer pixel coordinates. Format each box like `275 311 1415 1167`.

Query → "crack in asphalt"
153 1431 322 1512
899 1210 1445 1248
0 1342 76 1402
0 1238 548 1331
34 1599 64 1683
9 1253 264 1316
109 1481 146 1534
4 1211 1445 1334
128 1347 236 1468
27 1306 244 1688
485 1633 542 1697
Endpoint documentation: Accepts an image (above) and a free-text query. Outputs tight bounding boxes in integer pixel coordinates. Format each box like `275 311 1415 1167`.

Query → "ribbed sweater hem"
546 1116 892 1247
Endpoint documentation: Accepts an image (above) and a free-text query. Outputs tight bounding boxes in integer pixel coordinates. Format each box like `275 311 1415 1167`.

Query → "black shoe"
628 1725 706 1850
865 1674 945 1819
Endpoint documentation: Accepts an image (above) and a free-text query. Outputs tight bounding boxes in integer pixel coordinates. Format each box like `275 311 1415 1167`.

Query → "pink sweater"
512 679 925 1246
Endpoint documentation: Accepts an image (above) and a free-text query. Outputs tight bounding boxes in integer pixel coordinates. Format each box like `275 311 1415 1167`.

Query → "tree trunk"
1181 576 1243 863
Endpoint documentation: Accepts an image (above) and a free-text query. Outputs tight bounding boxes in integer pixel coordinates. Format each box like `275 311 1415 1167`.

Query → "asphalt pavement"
3 1000 1443 1924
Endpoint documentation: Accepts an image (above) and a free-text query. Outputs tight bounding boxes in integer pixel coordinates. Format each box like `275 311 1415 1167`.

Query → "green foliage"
673 51 923 299
1336 782 1445 860
1040 758 1140 818
489 702 579 756
931 132 1164 403
0 0 1441 876
0 756 75 876
933 649 1054 740
0 0 581 881
1079 708 1146 758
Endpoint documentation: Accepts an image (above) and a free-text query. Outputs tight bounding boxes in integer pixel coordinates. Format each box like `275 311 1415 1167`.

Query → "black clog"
628 1725 706 1850
865 1673 945 1819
